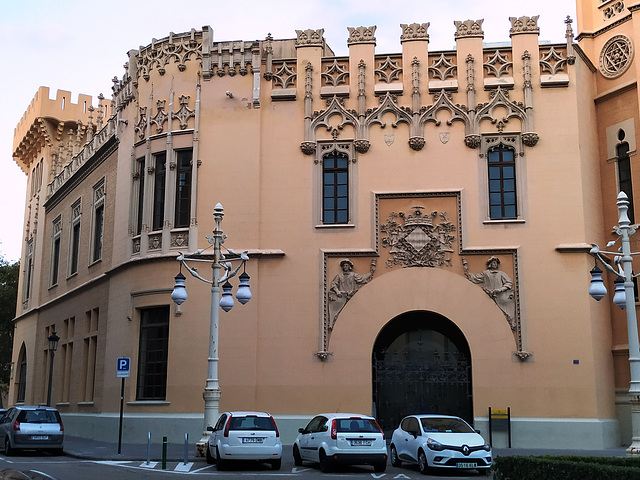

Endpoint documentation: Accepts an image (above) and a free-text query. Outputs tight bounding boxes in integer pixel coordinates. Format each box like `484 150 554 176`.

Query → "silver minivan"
0 406 64 455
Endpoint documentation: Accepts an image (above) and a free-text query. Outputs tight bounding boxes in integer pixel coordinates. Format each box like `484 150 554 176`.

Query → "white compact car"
390 414 492 474
206 411 282 470
293 413 387 473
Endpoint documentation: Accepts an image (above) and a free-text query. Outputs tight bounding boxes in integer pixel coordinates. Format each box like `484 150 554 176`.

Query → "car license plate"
241 437 264 443
30 435 49 440
350 439 372 446
457 462 477 468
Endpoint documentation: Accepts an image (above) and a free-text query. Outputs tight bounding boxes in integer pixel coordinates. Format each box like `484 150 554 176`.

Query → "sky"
0 0 577 263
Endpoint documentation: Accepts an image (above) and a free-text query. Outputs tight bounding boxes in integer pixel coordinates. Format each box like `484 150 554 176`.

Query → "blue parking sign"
117 357 130 378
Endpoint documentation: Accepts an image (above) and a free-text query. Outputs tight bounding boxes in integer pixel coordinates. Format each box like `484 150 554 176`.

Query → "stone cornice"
347 26 376 45
576 14 631 40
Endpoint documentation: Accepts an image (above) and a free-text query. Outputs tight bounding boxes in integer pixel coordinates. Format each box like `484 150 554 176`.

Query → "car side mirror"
207 426 214 432
475 429 481 434
298 427 305 434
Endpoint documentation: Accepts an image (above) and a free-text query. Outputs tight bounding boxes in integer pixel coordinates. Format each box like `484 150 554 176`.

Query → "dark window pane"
136 158 145 235
70 223 80 274
93 205 104 262
322 152 349 224
137 306 169 400
487 144 517 220
153 153 166 231
174 150 192 228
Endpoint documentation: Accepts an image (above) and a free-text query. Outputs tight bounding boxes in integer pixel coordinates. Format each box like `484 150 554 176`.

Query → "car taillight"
331 419 338 439
12 421 19 432
223 415 232 437
270 416 279 437
60 419 64 432
374 420 385 440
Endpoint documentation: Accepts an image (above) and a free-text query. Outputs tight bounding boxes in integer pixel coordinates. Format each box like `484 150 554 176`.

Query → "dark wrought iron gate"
372 311 472 436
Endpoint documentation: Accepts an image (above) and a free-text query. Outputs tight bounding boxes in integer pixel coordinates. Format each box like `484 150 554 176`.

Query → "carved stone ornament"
521 132 539 147
464 134 481 149
295 28 325 48
381 206 456 268
300 141 316 155
454 19 484 39
151 100 168 134
509 16 540 36
400 23 430 42
599 34 634 79
347 26 377 45
135 106 147 140
408 136 425 151
354 139 370 153
172 95 195 130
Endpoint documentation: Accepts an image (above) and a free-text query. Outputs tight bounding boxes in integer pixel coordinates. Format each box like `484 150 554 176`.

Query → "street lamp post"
170 203 252 456
46 332 60 407
589 191 640 454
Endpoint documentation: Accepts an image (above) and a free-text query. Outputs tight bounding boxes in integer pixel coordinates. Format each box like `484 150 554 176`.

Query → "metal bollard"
146 432 151 465
184 433 189 465
162 436 168 470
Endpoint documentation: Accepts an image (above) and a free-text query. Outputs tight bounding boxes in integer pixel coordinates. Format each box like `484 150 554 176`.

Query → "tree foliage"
0 255 19 405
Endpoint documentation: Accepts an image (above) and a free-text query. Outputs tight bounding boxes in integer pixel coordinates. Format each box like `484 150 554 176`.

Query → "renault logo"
462 445 470 456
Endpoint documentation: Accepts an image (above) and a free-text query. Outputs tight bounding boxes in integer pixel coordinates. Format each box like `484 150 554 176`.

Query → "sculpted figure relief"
462 256 516 330
328 258 376 331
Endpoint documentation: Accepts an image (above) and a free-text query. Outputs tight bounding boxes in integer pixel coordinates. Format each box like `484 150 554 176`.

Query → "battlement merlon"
13 87 110 172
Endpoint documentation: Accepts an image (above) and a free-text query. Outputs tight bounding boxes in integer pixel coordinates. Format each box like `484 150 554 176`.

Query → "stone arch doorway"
372 310 472 435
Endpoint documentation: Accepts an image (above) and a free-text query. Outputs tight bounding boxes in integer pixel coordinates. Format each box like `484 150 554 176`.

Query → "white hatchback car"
390 414 492 474
293 413 387 473
206 411 282 470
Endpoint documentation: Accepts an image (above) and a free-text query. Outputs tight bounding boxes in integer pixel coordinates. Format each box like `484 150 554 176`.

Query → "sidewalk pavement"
62 435 631 462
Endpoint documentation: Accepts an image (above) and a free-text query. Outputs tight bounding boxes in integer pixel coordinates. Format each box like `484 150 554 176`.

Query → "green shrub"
493 455 640 480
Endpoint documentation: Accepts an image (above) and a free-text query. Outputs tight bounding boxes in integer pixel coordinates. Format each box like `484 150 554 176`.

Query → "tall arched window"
488 144 517 220
16 344 27 404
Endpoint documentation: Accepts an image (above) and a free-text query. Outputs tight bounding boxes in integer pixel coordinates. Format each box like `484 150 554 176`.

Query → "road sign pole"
118 376 125 454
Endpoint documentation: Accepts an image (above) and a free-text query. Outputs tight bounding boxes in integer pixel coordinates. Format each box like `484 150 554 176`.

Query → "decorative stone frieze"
454 19 484 39
408 137 425 151
295 29 325 47
137 29 203 81
300 141 316 155
599 34 634 78
347 26 377 45
400 23 430 42
509 15 540 36
354 140 370 153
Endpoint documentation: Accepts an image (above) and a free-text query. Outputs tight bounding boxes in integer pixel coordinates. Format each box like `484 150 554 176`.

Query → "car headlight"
426 438 444 451
483 444 491 452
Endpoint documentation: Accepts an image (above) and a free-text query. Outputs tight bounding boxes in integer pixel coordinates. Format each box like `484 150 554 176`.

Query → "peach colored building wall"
8 5 636 449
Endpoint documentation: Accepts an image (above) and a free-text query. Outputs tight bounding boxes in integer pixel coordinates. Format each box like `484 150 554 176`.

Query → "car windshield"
420 417 474 433
17 410 60 424
334 418 380 433
228 416 275 431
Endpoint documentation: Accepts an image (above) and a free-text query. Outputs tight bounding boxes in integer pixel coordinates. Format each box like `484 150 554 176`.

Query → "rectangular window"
69 201 81 275
488 145 517 220
51 217 62 286
136 306 170 400
323 153 349 224
136 158 145 235
174 150 192 228
92 180 105 263
153 152 166 231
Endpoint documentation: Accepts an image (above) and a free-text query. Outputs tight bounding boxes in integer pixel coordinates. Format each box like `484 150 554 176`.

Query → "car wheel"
293 444 303 466
319 449 333 473
373 461 387 473
215 448 226 471
418 450 428 475
390 444 401 467
4 438 14 456
271 458 282 470
205 444 215 465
